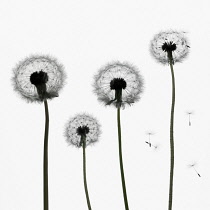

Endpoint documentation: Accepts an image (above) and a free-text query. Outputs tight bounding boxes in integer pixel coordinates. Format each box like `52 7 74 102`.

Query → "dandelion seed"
186 111 194 126
12 54 66 210
146 131 155 147
188 162 201 177
150 30 190 210
145 132 159 150
65 113 101 210
93 61 144 210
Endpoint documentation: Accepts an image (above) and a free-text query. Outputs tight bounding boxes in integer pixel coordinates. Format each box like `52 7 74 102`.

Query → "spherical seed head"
12 55 66 103
65 113 101 148
93 61 144 108
150 30 190 65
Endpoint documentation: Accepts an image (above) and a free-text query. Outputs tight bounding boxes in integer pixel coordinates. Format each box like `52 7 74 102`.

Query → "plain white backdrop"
0 0 210 209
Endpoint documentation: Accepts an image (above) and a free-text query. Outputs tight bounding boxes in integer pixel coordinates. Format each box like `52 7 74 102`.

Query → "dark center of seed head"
76 126 90 136
162 41 177 52
110 78 127 90
30 70 48 86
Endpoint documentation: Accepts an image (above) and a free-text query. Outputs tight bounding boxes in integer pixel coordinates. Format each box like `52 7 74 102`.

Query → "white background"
1 0 210 209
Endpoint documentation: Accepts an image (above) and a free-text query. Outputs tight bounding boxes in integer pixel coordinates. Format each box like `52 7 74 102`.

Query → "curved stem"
117 107 129 210
43 99 49 210
82 136 92 210
168 58 175 210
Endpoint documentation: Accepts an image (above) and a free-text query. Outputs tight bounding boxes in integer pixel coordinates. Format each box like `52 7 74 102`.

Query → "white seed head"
65 113 101 148
12 54 66 102
150 30 190 65
93 61 144 108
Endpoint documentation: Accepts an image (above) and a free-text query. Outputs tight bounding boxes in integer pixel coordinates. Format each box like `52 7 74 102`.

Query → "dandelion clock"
65 113 101 210
12 55 66 210
93 61 144 210
150 30 190 210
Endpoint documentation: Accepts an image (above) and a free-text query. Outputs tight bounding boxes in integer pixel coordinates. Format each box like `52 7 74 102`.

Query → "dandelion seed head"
65 113 101 148
150 30 190 65
93 61 144 108
12 54 66 103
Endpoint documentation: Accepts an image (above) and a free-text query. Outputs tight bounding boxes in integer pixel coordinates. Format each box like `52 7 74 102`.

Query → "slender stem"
82 136 92 210
117 107 129 210
43 99 49 210
168 57 175 210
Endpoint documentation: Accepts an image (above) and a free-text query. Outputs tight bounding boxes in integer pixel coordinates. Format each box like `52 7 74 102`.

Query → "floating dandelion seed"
93 61 144 108
145 132 159 150
12 54 66 210
145 131 155 147
93 61 144 210
186 111 194 126
188 162 201 177
65 113 101 210
150 30 190 210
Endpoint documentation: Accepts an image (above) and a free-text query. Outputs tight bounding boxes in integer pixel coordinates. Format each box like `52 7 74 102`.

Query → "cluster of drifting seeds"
12 30 193 210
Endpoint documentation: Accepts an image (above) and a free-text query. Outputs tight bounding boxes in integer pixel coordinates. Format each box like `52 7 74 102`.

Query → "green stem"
82 136 92 210
43 99 49 210
117 107 129 210
168 57 175 210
